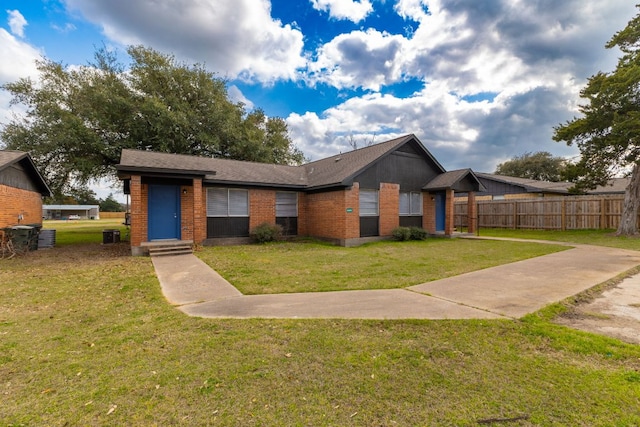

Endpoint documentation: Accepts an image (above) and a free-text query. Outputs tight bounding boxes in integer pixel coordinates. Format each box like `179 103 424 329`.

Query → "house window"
207 188 249 217
276 192 298 236
399 191 423 215
276 192 298 217
359 190 379 216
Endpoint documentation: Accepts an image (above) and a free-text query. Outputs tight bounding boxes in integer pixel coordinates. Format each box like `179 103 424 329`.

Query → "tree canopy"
0 45 305 198
553 5 640 235
495 151 568 182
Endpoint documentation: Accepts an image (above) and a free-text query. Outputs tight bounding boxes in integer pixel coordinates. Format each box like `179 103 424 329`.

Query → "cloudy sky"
1 0 638 198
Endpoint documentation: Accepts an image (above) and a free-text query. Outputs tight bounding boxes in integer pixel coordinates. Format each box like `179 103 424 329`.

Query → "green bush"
250 222 283 243
409 226 428 240
392 226 412 241
392 226 428 241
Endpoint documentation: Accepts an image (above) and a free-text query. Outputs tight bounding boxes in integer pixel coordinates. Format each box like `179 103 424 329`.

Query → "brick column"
193 178 206 244
445 189 455 236
180 185 194 241
379 182 399 236
130 175 144 248
467 191 477 234
345 183 360 239
423 192 435 234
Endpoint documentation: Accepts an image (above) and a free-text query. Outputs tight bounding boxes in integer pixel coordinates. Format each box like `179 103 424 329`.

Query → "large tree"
0 45 304 197
554 6 640 235
495 151 568 182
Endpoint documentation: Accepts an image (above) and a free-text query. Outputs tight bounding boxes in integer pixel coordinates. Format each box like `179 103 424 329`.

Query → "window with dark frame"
359 190 379 216
206 188 249 217
399 191 423 215
275 192 298 217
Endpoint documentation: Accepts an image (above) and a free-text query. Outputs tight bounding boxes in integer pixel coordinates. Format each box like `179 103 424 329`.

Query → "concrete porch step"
143 240 194 257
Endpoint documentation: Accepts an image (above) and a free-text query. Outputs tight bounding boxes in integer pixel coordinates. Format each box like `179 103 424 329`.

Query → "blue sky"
0 0 638 200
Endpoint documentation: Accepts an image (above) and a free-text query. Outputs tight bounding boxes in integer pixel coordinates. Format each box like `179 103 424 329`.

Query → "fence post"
600 198 606 230
467 192 477 234
561 198 566 231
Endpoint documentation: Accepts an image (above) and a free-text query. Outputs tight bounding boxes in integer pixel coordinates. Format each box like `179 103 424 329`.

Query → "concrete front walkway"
151 239 640 320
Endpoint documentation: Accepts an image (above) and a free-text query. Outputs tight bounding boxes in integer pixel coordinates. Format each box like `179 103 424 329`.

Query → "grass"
476 227 640 251
43 219 127 246
197 238 567 294
2 222 640 425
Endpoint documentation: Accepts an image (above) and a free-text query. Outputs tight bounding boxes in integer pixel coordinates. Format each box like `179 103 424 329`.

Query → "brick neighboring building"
116 134 484 256
0 150 51 229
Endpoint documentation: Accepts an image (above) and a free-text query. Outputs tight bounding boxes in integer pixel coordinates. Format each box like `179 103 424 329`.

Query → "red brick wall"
180 185 194 241
303 183 360 240
297 192 308 235
180 179 207 243
0 184 43 228
379 183 399 236
249 189 276 230
129 175 146 247
445 189 455 235
423 192 435 233
193 179 206 244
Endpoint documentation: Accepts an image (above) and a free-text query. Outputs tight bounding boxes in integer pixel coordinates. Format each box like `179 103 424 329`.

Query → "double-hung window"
359 190 379 216
207 188 249 217
275 192 298 217
399 191 423 215
276 192 298 235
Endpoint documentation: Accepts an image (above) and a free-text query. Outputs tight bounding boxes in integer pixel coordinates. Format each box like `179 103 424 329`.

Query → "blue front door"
435 193 445 231
148 184 181 240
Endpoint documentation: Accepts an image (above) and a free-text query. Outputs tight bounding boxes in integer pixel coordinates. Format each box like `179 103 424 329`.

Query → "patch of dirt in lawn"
555 274 640 345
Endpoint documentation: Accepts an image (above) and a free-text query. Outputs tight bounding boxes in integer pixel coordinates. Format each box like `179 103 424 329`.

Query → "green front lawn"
2 225 640 425
197 238 566 294
476 227 640 250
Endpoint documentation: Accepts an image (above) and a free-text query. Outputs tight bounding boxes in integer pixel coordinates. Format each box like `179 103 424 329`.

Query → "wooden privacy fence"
454 195 634 230
99 212 126 219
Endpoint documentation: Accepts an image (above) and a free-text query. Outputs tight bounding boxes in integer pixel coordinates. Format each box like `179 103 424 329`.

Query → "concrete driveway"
151 238 640 320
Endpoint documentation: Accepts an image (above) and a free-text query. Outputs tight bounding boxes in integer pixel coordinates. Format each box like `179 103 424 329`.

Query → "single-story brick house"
116 134 484 255
0 150 52 229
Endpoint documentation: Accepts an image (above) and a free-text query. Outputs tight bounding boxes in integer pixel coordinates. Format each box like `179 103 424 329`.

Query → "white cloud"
227 85 254 110
308 29 409 90
394 0 430 21
63 0 307 83
0 29 42 128
7 9 27 38
310 0 373 23
287 75 582 171
292 0 637 172
51 22 77 33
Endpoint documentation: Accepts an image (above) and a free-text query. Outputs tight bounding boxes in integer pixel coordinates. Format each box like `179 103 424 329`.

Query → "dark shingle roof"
0 150 28 170
118 149 308 187
118 134 449 190
302 135 422 188
476 173 572 194
424 169 485 192
0 150 52 196
589 178 628 194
